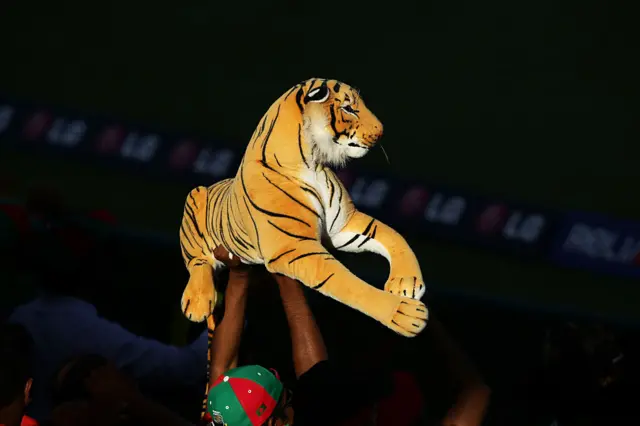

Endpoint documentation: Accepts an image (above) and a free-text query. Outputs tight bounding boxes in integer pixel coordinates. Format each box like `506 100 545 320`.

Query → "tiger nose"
373 123 383 139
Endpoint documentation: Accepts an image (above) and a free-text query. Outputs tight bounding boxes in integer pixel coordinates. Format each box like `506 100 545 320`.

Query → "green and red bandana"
207 365 283 426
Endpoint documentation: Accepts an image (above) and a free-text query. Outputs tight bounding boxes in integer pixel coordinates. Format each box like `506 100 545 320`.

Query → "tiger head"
294 79 383 168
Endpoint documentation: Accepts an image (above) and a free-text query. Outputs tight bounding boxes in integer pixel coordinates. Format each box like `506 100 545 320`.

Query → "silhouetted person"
0 323 37 426
205 246 490 426
9 215 207 422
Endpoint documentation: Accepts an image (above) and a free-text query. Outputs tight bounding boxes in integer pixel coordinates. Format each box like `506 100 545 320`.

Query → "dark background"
1 0 638 322
0 2 638 424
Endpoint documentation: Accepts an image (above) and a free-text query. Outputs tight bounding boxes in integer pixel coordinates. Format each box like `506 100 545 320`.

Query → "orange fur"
179 79 428 338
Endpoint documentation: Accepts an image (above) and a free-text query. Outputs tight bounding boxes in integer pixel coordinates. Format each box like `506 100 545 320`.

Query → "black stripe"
251 115 268 149
333 82 341 93
329 104 348 139
229 234 252 260
184 202 203 238
298 124 308 168
185 196 213 255
336 233 360 249
180 214 200 247
179 222 199 251
327 173 335 207
336 218 375 250
258 115 267 136
357 234 373 248
247 149 323 219
301 187 325 217
288 251 329 264
231 192 253 243
361 218 376 235
219 189 236 254
188 190 200 210
295 87 304 113
329 205 341 232
261 105 281 167
262 161 322 205
226 194 253 252
357 225 377 248
193 190 213 253
179 243 194 263
274 154 283 167
268 248 296 264
228 225 250 251
243 197 262 254
179 233 198 264
267 220 315 241
217 186 232 252
240 164 311 227
312 273 334 290
283 85 298 101
329 183 344 232
208 185 226 239
262 173 320 218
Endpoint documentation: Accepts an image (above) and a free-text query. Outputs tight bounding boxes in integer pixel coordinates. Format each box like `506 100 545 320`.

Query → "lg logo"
350 177 390 210
193 148 235 177
120 133 160 162
424 193 467 225
46 118 87 147
476 203 546 244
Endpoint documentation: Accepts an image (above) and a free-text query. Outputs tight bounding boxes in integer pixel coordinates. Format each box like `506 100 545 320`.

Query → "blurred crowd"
1 183 639 426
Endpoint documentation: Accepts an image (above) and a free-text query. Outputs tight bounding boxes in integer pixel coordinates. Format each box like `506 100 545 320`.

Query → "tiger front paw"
181 284 216 323
388 299 429 337
384 276 425 300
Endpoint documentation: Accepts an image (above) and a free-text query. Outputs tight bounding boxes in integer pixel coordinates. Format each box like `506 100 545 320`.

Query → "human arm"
427 316 491 426
274 274 394 426
66 309 208 387
40 247 248 389
272 273 327 378
208 246 251 384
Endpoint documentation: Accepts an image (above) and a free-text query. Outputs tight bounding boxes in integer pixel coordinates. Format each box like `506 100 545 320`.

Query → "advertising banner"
551 211 640 279
0 95 557 261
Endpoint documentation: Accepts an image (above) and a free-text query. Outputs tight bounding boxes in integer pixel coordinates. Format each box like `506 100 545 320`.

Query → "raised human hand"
213 245 250 273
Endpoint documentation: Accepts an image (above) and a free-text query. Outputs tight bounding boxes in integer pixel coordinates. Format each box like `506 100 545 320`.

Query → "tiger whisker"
379 144 390 165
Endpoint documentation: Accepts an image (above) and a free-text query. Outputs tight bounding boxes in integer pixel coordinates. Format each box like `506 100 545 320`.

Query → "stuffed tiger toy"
180 77 428 332
182 78 429 415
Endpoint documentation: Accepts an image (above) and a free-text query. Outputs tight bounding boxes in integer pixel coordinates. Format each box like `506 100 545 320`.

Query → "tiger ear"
304 85 330 103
